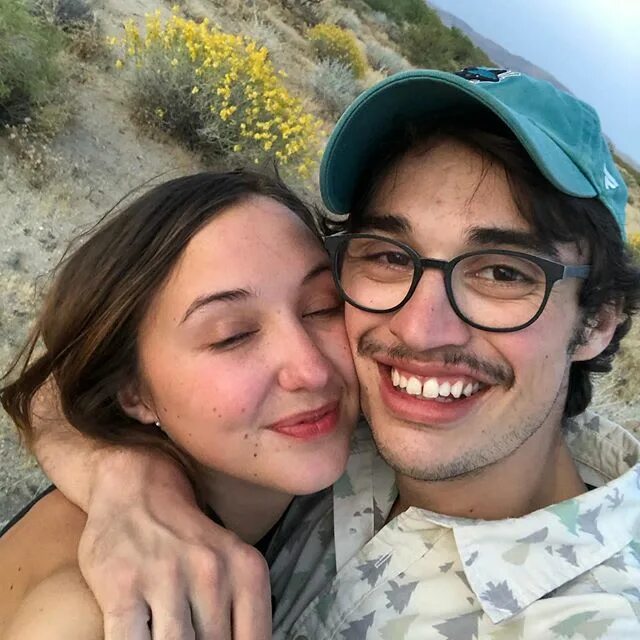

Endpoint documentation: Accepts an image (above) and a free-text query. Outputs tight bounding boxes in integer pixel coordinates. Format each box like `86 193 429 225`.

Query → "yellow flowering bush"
308 23 367 79
629 232 640 263
112 11 322 177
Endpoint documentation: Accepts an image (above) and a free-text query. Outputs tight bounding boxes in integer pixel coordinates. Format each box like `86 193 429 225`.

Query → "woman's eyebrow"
302 262 332 285
181 288 254 324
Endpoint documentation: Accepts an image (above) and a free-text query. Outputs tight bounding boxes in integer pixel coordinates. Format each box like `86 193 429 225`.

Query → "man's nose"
388 269 472 351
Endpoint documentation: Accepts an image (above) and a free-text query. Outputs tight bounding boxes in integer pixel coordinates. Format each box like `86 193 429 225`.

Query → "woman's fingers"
231 548 272 640
147 589 196 640
188 543 271 640
79 497 272 638
102 601 152 640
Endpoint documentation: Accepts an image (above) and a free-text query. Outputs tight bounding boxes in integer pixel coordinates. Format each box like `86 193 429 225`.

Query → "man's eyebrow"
466 226 559 258
356 213 412 235
181 288 253 324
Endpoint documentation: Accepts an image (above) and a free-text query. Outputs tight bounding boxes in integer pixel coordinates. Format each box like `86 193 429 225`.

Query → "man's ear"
571 305 622 362
117 381 158 425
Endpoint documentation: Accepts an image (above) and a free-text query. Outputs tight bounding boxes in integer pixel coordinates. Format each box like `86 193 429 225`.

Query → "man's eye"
209 330 258 350
477 265 529 282
367 251 411 267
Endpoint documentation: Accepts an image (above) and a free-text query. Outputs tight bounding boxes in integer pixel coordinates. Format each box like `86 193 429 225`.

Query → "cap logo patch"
604 164 619 190
455 67 521 83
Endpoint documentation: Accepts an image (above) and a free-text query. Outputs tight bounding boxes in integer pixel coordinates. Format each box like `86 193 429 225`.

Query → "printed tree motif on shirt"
547 500 580 535
333 472 355 498
603 551 627 572
480 581 520 614
384 579 419 614
379 615 419 640
577 506 604 544
373 497 386 531
317 515 334 549
605 487 623 510
628 540 640 565
502 527 549 565
340 611 375 640
490 616 525 639
356 553 392 586
434 610 483 640
314 584 339 625
550 611 614 639
502 544 530 566
556 544 579 568
285 570 312 598
516 527 549 544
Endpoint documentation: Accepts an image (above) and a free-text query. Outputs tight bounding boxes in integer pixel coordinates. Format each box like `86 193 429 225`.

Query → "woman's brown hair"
1 169 322 493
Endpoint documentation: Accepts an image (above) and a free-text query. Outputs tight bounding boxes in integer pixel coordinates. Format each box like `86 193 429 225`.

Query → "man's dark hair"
346 117 640 418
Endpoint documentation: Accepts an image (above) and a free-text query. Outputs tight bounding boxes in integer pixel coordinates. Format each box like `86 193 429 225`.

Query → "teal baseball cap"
320 68 627 234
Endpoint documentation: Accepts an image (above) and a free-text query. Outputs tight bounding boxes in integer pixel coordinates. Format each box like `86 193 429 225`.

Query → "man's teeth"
390 368 481 399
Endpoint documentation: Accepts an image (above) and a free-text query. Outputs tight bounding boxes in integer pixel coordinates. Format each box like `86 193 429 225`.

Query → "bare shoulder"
0 490 87 633
2 567 102 640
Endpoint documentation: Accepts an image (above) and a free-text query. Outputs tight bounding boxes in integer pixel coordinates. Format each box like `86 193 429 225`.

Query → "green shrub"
0 0 63 126
308 23 367 79
361 0 492 71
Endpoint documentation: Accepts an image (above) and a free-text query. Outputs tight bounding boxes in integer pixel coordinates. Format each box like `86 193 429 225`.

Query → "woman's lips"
267 402 340 440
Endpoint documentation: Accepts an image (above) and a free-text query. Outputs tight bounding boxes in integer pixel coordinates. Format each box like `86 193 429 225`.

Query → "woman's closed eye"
208 329 259 351
302 296 344 319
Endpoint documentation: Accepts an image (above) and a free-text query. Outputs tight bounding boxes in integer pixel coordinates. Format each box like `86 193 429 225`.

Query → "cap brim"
320 69 597 215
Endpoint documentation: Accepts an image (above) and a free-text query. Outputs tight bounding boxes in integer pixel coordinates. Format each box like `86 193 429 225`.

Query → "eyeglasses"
324 233 591 332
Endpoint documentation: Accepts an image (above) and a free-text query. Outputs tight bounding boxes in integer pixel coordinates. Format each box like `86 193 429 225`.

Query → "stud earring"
154 420 161 428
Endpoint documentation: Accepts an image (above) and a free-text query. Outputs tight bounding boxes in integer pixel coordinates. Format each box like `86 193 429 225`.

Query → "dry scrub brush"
310 59 362 118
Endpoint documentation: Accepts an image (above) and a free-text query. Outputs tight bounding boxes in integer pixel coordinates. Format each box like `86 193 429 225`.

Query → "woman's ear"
117 381 158 425
571 305 622 363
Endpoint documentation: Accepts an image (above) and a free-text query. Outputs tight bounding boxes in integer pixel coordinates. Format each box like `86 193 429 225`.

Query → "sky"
429 0 640 166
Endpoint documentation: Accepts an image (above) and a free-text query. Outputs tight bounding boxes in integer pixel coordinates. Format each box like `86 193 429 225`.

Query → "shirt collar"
333 411 640 624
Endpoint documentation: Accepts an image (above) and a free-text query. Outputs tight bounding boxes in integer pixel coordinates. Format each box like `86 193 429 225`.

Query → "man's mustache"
357 335 515 388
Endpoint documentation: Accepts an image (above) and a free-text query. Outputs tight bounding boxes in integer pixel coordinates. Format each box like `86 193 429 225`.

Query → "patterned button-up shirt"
268 412 640 639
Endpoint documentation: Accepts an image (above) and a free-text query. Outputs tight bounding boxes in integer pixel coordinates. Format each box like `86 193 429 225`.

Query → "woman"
0 169 359 639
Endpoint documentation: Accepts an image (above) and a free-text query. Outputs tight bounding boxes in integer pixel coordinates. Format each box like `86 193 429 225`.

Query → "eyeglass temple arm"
563 265 590 280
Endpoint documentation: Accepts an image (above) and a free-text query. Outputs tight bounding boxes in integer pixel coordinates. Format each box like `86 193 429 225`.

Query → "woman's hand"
78 450 272 640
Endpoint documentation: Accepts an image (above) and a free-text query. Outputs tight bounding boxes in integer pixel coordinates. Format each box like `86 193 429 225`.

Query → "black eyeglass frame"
324 233 591 333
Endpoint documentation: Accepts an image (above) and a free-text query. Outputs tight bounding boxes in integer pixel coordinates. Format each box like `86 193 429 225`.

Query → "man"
10 68 640 638
264 67 640 638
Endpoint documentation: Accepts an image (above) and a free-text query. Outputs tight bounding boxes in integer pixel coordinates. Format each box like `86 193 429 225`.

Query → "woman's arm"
28 383 272 640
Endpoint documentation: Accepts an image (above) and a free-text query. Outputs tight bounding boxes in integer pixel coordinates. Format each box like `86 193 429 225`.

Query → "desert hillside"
1 0 638 527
